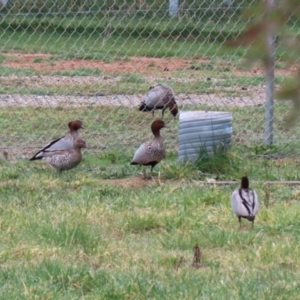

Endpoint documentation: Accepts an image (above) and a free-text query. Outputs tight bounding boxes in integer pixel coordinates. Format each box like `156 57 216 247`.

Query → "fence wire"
0 0 299 163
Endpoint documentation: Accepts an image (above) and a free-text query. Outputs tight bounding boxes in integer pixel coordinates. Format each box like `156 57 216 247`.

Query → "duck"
139 84 178 119
30 120 83 161
35 138 86 172
231 176 259 229
131 119 166 179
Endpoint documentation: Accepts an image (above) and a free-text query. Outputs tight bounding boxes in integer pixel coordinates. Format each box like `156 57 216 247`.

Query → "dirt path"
0 53 293 107
0 90 265 108
4 53 295 76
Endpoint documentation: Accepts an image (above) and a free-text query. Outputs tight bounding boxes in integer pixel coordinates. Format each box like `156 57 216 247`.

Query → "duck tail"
139 103 151 112
29 155 43 161
247 215 255 222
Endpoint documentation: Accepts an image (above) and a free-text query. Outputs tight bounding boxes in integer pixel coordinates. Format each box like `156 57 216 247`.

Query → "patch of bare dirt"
0 53 296 109
4 54 191 73
4 53 297 76
235 66 298 76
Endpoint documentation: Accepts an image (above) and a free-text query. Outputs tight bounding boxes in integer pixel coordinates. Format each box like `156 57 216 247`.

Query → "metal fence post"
169 0 179 17
265 0 275 145
0 0 8 6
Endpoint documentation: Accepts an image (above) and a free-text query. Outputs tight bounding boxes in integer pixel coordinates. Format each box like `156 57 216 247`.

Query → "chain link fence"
0 0 299 163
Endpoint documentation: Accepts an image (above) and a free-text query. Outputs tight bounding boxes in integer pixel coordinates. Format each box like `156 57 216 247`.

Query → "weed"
0 54 6 63
192 243 201 269
190 62 215 70
147 61 156 67
193 144 239 179
32 57 44 63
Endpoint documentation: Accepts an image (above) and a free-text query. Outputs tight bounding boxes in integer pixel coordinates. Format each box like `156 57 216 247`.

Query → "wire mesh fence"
0 0 299 164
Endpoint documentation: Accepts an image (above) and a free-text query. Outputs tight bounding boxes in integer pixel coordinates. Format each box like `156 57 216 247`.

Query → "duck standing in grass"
30 120 83 160
34 138 86 172
131 119 166 179
231 176 259 229
139 84 178 119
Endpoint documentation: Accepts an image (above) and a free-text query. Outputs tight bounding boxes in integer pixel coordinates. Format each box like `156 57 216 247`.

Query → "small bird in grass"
34 138 87 172
231 176 259 229
29 120 83 161
130 119 166 179
139 84 178 119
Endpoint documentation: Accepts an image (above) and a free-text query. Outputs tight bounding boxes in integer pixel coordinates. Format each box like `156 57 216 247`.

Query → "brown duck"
131 119 166 179
139 84 178 119
30 120 83 161
33 138 86 172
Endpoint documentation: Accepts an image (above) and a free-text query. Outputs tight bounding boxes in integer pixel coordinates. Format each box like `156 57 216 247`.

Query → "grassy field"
0 13 293 61
1 157 300 299
0 103 300 297
0 10 300 298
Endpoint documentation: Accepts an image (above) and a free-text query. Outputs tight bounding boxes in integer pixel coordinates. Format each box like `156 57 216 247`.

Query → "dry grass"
99 176 159 188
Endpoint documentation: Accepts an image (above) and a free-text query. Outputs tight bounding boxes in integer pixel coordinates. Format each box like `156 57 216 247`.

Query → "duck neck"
71 130 79 138
153 130 161 138
241 177 249 189
74 146 82 154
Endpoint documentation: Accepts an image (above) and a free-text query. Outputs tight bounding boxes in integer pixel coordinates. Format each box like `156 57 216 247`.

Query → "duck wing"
30 136 74 160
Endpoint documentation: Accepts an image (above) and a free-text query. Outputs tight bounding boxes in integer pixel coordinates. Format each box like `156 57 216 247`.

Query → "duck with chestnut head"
30 120 84 161
139 84 178 119
131 119 166 179
37 138 86 172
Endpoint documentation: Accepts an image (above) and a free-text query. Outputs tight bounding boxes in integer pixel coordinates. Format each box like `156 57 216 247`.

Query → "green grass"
0 14 298 62
0 88 299 300
0 11 300 298
1 0 256 14
0 25 291 95
0 13 297 103
0 64 289 96
0 28 241 61
0 14 279 60
1 158 300 298
0 102 299 180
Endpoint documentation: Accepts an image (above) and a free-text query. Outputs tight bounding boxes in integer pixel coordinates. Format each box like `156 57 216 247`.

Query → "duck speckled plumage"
139 84 178 118
30 120 83 161
130 119 166 179
40 138 86 171
231 176 259 229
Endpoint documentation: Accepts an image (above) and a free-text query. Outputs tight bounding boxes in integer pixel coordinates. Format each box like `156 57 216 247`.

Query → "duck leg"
143 169 147 179
238 216 242 229
143 168 153 180
142 165 156 180
251 218 255 229
150 165 155 179
162 108 166 120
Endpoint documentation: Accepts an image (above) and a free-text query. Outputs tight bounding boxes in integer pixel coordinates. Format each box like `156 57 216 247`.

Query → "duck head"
74 138 87 150
169 102 178 118
151 119 166 136
241 176 249 189
68 120 84 131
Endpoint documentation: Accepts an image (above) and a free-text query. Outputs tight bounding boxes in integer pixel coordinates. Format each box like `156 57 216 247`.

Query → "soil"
5 54 191 73
3 53 297 76
0 53 297 109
